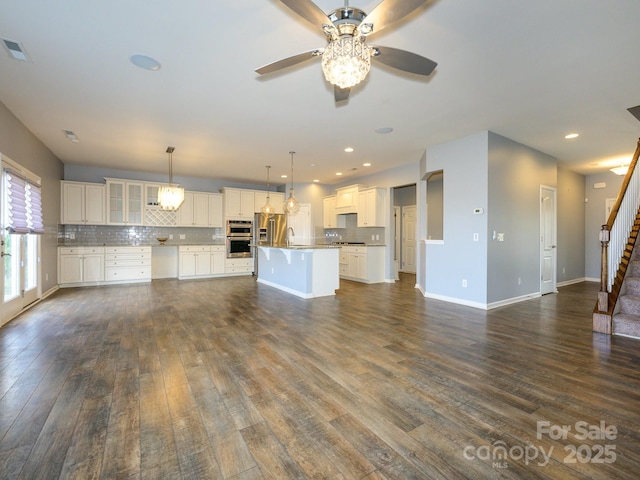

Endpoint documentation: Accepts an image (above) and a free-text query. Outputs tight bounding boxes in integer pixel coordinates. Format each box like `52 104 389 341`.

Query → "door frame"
540 185 557 295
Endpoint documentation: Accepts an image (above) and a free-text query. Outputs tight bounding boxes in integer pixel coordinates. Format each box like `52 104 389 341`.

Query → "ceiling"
1 0 639 186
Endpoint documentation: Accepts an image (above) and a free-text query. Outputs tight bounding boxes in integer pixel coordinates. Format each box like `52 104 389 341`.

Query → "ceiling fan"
256 0 437 102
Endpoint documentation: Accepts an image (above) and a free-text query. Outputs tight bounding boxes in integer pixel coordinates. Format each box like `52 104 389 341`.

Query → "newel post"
598 225 610 312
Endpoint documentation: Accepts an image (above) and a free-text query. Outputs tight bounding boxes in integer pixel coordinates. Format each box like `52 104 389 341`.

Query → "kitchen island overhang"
256 245 340 298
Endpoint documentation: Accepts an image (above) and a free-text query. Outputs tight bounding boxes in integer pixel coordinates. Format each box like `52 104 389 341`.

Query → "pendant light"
261 165 275 217
158 146 185 211
283 151 300 215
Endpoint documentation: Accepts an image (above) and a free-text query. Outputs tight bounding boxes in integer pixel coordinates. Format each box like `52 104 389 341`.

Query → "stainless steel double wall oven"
226 220 252 258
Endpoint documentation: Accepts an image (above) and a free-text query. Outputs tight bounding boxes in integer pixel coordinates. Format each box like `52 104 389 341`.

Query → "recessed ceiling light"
375 127 394 134
63 130 79 143
336 172 343 176
564 133 579 139
281 174 287 178
130 54 161 71
344 147 354 153
363 162 371 167
313 179 320 183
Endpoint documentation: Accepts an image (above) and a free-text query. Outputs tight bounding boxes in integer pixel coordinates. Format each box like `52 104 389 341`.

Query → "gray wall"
426 172 443 240
0 101 63 294
424 131 489 305
487 132 557 303
584 171 624 280
557 167 586 284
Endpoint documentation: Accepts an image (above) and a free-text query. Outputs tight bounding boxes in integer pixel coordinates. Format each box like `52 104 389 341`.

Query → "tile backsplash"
59 225 224 246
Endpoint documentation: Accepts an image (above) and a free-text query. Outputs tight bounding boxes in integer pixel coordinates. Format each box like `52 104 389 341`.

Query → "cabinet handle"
1 252 11 257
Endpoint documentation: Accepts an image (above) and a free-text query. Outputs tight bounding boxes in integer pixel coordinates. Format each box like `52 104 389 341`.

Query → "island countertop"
253 244 340 250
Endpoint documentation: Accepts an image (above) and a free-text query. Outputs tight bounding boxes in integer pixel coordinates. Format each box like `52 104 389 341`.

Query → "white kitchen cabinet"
255 191 286 215
323 196 337 228
335 185 365 214
225 257 253 274
223 188 255 218
61 181 106 225
338 245 385 283
104 246 151 282
178 192 210 227
271 192 285 214
211 245 225 274
58 247 105 285
208 193 223 227
357 187 385 227
106 179 144 225
179 245 212 278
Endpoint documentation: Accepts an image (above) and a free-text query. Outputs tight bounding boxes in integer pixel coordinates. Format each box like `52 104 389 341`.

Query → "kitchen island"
256 245 340 298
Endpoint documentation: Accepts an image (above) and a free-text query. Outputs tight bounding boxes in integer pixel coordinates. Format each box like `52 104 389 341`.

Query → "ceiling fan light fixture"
321 36 372 89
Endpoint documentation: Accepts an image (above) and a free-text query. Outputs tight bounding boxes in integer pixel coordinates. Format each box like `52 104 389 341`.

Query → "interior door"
540 186 557 295
287 204 311 245
394 206 401 280
401 205 417 273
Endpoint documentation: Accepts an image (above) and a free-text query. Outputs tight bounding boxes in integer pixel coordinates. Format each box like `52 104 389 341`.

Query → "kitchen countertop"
58 242 225 247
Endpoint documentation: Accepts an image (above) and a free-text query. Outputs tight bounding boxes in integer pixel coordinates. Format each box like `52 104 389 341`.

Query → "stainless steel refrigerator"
253 213 287 275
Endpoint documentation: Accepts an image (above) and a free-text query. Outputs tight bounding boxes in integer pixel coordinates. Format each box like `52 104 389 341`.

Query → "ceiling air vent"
628 105 640 123
1 38 31 62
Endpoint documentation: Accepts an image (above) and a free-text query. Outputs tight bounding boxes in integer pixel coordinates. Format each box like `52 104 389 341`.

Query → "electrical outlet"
179 234 186 240
45 273 48 281
462 279 467 288
376 234 379 240
371 234 375 240
473 233 479 241
69 233 75 240
169 234 173 240
517 277 522 285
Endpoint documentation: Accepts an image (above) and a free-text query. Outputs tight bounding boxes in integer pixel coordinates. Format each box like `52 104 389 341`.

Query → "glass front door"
2 233 39 325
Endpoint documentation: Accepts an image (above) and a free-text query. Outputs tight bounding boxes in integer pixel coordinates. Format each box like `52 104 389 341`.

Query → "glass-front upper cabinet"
106 179 143 225
145 184 160 209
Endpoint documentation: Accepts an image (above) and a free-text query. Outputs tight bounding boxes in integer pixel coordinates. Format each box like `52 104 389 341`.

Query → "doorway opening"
392 184 417 279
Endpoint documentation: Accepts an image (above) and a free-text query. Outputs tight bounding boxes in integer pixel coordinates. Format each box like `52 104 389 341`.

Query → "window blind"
27 182 44 233
3 169 44 234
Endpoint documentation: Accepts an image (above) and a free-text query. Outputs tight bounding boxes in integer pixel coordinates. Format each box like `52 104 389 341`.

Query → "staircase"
614 241 640 337
593 137 640 335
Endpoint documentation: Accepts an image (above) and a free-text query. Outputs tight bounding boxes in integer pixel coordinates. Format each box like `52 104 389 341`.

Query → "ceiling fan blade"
279 0 330 28
362 0 429 35
334 86 350 102
255 50 321 75
372 46 437 76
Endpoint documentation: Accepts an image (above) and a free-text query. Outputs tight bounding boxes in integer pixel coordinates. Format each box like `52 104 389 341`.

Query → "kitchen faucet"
286 226 295 246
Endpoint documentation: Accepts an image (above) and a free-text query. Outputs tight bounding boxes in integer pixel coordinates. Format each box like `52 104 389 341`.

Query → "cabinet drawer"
339 264 349 275
105 259 151 267
225 266 252 273
339 252 349 264
210 245 225 252
105 266 151 281
105 253 151 261
226 258 253 267
179 245 210 253
105 246 151 254
59 247 104 255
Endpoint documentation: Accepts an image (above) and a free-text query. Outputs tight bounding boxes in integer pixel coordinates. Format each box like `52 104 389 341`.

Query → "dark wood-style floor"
0 275 639 479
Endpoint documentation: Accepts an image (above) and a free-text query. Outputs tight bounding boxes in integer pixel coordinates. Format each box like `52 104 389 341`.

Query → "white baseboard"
557 277 589 287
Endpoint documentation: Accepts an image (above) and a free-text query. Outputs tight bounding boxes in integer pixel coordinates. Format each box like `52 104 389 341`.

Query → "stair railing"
594 138 640 333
